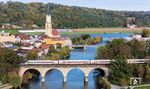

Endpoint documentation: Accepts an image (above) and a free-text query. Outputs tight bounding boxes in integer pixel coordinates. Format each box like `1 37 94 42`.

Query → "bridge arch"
66 68 85 89
20 68 42 78
45 69 64 89
88 68 105 77
44 68 64 78
21 68 42 84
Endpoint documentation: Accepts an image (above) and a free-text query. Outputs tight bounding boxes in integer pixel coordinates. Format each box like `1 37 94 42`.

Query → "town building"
0 32 16 43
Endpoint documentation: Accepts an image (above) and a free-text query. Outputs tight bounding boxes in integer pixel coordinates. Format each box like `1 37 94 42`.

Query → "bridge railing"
20 59 150 65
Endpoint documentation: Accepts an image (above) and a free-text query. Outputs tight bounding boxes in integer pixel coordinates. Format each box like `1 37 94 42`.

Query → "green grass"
0 29 20 34
25 32 44 35
133 86 150 89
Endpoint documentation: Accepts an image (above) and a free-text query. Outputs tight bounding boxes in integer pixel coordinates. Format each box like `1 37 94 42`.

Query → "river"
24 33 132 89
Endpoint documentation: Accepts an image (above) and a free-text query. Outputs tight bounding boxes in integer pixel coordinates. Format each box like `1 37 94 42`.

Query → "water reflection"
45 69 64 89
29 76 41 89
67 68 85 89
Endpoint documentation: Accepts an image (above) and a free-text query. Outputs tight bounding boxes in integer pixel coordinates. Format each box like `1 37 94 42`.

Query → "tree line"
0 1 150 29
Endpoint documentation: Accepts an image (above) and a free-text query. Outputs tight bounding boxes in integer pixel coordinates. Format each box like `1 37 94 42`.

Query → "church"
43 4 72 47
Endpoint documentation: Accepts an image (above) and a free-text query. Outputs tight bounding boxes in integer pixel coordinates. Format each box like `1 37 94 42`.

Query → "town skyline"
2 0 150 11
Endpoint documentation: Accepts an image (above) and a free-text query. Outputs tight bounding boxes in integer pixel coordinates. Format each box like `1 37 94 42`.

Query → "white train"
22 59 150 65
23 60 111 65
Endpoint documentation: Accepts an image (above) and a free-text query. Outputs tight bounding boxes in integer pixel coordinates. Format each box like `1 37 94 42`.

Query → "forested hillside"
0 1 150 29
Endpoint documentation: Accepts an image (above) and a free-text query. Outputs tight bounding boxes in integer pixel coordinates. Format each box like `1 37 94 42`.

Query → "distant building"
0 32 16 43
2 23 22 29
127 24 137 29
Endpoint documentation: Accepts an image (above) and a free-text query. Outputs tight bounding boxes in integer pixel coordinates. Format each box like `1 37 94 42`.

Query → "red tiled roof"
22 43 32 47
17 34 30 40
32 48 42 52
40 44 49 49
52 29 59 36
39 34 49 40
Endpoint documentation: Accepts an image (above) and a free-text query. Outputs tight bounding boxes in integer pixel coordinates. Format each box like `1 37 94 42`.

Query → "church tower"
45 3 53 37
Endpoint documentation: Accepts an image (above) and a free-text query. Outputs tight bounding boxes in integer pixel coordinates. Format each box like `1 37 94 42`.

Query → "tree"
127 39 146 59
145 65 150 82
50 53 61 60
98 77 111 89
96 39 132 59
0 47 22 87
8 71 21 89
109 56 132 86
141 29 150 37
27 51 38 60
96 46 111 59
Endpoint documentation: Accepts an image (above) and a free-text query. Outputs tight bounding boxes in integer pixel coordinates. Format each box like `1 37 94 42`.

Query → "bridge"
19 59 150 89
71 45 99 50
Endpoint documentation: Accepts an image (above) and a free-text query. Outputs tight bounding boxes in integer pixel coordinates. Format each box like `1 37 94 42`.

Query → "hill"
0 1 150 29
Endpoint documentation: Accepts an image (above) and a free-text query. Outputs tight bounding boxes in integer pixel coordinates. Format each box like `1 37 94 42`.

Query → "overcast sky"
1 0 150 11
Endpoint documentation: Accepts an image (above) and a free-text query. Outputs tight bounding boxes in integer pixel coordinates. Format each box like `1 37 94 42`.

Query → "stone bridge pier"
19 65 109 89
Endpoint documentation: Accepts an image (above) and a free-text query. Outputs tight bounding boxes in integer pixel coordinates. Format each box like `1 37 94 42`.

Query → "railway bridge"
19 59 150 89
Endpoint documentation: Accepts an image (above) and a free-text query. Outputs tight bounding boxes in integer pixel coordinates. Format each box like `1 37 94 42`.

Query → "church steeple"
47 3 51 15
45 3 53 37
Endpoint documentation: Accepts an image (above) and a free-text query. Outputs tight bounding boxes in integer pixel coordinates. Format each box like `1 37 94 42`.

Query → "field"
0 27 146 35
62 28 145 34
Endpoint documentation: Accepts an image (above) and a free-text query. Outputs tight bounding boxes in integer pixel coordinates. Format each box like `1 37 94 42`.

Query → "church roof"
52 29 60 36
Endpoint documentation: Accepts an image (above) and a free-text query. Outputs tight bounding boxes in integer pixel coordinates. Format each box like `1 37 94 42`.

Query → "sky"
1 0 150 11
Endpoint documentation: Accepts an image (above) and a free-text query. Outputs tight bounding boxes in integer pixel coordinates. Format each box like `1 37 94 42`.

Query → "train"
21 59 150 65
22 60 111 65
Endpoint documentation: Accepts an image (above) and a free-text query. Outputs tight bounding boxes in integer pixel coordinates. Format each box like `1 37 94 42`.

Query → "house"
0 32 16 43
20 43 34 50
39 44 50 54
34 41 42 48
15 34 30 43
2 41 13 48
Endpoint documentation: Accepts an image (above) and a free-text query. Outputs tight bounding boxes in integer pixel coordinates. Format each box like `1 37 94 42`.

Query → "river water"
25 33 132 89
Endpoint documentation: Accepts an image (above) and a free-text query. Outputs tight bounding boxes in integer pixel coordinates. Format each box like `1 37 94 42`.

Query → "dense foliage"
0 1 150 29
27 51 38 60
45 45 71 60
72 34 102 45
96 39 150 86
0 47 22 88
96 39 150 59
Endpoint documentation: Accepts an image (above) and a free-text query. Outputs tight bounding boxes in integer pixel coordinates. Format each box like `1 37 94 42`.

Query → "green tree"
128 39 146 59
27 51 38 60
96 46 111 59
98 77 111 89
109 56 132 86
0 47 22 87
8 71 21 89
145 65 150 82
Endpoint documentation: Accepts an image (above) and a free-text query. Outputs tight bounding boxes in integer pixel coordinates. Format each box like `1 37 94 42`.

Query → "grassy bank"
133 85 150 89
